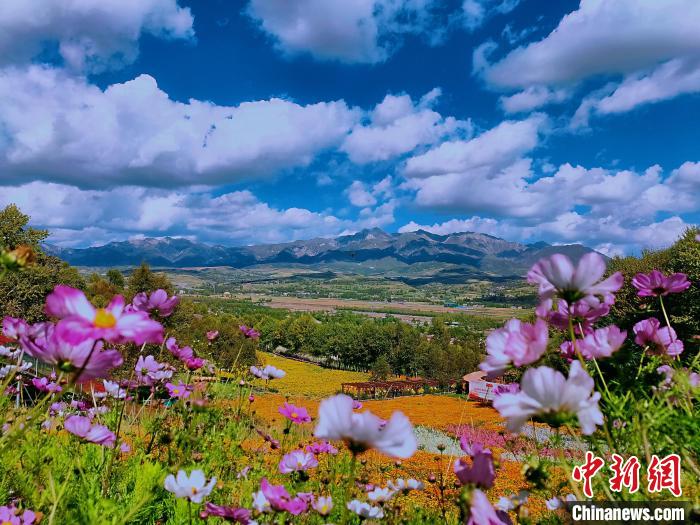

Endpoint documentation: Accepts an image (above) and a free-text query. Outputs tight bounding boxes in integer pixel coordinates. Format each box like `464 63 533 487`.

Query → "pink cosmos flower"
31 376 62 393
135 355 173 385
314 394 417 458
166 381 191 399
202 503 252 524
165 337 194 361
239 325 260 339
2 316 29 339
64 415 116 447
480 318 548 376
633 318 684 356
184 357 206 371
132 289 179 317
454 446 495 489
493 361 603 435
278 450 319 474
527 253 623 305
305 441 338 455
577 325 627 359
632 270 691 297
690 372 700 388
0 505 36 525
352 399 363 410
46 285 163 345
260 478 308 515
311 496 333 516
164 469 216 503
278 402 312 424
539 298 610 335
206 330 219 341
21 330 122 382
468 490 511 525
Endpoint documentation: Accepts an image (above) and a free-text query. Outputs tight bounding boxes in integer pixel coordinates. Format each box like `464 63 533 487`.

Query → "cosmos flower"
577 325 627 359
633 318 684 356
251 491 271 513
135 355 173 385
46 285 163 345
259 479 308 515
31 376 62 393
314 394 417 458
2 316 29 339
202 503 252 524
278 402 312 424
165 337 194 361
184 357 206 371
454 447 495 489
388 478 424 492
101 380 127 399
527 253 623 305
468 489 511 525
480 318 548 375
0 505 36 525
64 415 116 447
164 469 216 503
347 500 384 519
250 365 286 380
311 496 333 516
166 381 191 399
278 450 319 474
305 441 338 455
21 330 122 383
493 361 603 435
132 289 180 317
632 270 691 297
239 325 260 339
367 487 395 503
206 330 219 341
539 298 610 335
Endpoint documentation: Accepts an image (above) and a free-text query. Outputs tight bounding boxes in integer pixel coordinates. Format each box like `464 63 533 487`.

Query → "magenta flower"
2 316 29 339
46 285 163 345
352 399 363 410
540 298 610 335
278 402 312 424
165 381 191 399
64 415 116 447
165 337 194 361
279 450 319 474
31 376 62 393
632 270 691 297
202 503 252 524
135 355 173 385
260 478 308 515
206 330 219 341
184 357 205 371
578 325 627 359
454 447 495 489
21 330 122 382
0 505 36 525
468 489 511 525
633 318 684 356
305 441 338 455
527 253 623 305
132 289 180 317
480 319 548 376
239 325 260 339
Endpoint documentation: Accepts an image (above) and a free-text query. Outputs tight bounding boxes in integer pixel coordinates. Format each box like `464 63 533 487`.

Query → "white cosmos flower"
367 487 395 503
163 469 216 503
347 500 384 519
250 364 286 380
252 490 271 513
314 394 417 458
388 478 424 491
493 361 603 435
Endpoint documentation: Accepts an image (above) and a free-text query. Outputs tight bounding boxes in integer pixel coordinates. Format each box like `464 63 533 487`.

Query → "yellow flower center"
320 505 328 513
191 487 198 495
94 308 117 328
291 412 298 419
3 521 14 525
173 389 180 394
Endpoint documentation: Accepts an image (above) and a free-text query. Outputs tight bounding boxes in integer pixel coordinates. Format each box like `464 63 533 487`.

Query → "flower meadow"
0 234 699 524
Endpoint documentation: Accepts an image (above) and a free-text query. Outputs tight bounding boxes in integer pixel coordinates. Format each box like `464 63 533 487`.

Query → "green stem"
568 317 587 369
591 358 611 399
341 454 358 525
635 347 648 380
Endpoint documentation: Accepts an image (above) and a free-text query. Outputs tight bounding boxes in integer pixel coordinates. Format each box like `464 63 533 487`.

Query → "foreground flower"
240 325 260 339
466 489 511 525
132 289 179 317
164 469 216 503
493 361 603 435
527 253 623 305
0 505 36 525
46 285 163 345
454 447 495 489
278 402 312 424
480 319 548 375
633 318 684 356
166 337 194 361
577 325 627 359
279 450 318 474
202 503 252 524
166 381 191 399
64 415 116 447
135 355 173 385
250 364 286 380
312 496 333 516
21 330 122 382
539 298 609 335
347 500 384 519
632 270 691 297
314 394 417 457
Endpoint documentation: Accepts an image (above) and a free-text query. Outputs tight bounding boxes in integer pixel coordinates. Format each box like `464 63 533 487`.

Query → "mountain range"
45 228 601 279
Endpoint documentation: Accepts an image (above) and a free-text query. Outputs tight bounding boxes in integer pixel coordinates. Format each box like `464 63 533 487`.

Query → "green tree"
106 268 125 289
126 262 173 298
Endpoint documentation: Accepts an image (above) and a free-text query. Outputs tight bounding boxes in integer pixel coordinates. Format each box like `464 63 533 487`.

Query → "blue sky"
0 0 699 254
